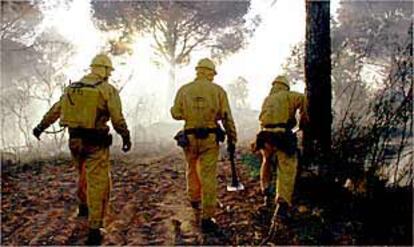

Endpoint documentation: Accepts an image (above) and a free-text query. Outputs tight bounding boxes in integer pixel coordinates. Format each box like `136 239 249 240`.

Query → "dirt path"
1 148 289 245
101 150 255 245
3 146 412 245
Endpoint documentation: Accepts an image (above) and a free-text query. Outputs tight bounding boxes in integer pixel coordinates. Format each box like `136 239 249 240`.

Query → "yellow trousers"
69 138 111 229
260 143 297 205
184 134 219 219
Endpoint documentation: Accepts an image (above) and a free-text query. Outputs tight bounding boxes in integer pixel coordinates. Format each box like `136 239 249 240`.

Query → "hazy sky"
40 0 340 111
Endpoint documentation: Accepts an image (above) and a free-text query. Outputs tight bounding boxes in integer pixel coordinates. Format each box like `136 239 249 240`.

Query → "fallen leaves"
0 148 363 245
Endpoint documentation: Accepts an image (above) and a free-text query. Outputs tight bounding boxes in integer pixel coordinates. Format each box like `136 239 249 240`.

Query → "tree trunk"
304 0 332 173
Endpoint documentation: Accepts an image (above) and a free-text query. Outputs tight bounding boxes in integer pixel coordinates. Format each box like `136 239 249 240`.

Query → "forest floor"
1 146 412 245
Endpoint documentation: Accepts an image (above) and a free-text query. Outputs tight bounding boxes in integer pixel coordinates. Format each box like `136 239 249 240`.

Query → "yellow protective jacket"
171 78 237 142
259 84 307 130
39 73 130 138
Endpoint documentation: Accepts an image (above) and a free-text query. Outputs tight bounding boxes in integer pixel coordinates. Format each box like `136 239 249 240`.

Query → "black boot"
201 218 218 233
78 204 88 217
190 201 200 210
258 188 273 211
263 195 272 208
275 201 290 223
85 228 102 246
253 189 274 223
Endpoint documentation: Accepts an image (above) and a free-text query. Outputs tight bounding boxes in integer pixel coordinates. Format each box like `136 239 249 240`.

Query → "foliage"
335 0 412 62
31 38 75 102
282 43 304 83
331 2 413 186
240 153 261 178
0 1 42 42
227 76 250 110
283 1 413 185
1 1 75 152
332 33 413 186
91 0 260 113
91 0 259 63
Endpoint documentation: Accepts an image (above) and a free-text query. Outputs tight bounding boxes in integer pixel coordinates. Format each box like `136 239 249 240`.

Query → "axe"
226 147 245 192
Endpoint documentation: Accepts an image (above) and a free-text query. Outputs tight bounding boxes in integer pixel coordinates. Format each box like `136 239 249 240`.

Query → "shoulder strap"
93 80 104 87
68 80 103 89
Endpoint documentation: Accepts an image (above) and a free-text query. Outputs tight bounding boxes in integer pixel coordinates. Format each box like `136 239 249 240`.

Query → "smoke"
1 0 318 156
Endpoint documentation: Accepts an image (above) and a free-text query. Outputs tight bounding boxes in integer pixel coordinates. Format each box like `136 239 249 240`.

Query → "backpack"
60 81 103 129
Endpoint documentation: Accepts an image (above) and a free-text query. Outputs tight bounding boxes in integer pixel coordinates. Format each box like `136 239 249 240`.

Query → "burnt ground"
1 146 412 245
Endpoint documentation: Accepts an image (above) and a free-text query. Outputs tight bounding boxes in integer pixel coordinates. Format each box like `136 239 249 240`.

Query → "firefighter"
255 75 307 222
171 58 237 232
33 54 131 245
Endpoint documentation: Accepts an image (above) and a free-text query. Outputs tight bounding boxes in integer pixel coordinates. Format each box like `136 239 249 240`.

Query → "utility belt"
69 128 113 147
255 123 297 155
264 123 289 129
174 127 225 148
261 123 291 132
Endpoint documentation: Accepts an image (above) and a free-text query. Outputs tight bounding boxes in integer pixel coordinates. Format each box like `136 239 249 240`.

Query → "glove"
227 141 236 155
122 135 131 153
32 125 44 140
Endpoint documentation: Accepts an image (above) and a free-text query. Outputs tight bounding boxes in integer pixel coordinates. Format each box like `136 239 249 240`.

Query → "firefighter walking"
171 58 237 232
33 54 131 245
255 75 307 227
